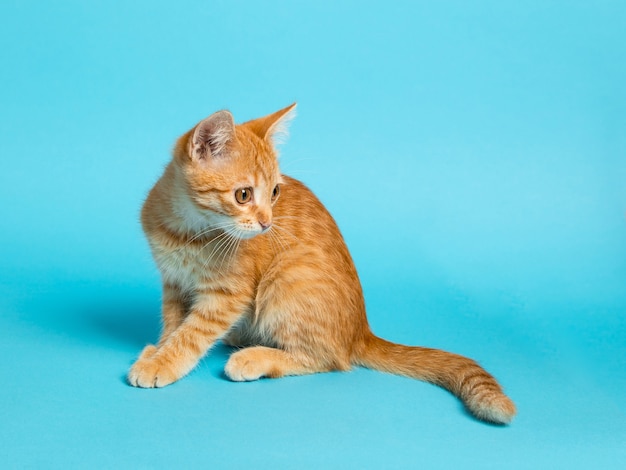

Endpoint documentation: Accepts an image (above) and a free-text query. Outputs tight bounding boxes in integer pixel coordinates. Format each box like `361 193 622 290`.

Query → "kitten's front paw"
127 353 177 388
137 344 158 361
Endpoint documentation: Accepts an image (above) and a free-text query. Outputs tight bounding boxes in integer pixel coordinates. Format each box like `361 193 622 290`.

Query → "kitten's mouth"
233 223 271 240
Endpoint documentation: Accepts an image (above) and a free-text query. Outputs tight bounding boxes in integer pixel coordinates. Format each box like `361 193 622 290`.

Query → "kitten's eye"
271 184 280 201
235 187 253 204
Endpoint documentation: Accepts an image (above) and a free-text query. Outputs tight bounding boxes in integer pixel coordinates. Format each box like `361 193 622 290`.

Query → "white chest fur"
153 243 205 293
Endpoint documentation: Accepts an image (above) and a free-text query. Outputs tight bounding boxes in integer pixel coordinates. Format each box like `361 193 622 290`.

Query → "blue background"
1 1 625 468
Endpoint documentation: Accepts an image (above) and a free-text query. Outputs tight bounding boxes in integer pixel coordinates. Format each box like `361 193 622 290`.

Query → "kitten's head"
173 103 296 239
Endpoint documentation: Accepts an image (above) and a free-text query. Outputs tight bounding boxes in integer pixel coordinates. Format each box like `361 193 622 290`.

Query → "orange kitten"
128 104 516 424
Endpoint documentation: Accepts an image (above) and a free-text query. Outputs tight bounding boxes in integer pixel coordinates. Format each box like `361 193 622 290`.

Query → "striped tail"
353 334 516 424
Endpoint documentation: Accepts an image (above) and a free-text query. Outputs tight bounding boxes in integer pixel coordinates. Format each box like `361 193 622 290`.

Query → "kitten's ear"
243 103 297 144
190 110 235 161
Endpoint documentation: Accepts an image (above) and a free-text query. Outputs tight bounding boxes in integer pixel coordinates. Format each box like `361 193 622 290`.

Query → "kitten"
128 104 516 424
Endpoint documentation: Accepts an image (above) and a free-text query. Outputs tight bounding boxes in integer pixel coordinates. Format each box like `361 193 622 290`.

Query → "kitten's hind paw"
224 349 266 381
224 346 309 381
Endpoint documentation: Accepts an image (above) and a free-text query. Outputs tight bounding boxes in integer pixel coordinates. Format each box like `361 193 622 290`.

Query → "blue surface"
1 1 625 468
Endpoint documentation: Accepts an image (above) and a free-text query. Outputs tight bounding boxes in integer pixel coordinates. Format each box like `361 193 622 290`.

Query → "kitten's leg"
157 283 187 346
135 283 186 361
224 346 327 381
128 288 247 388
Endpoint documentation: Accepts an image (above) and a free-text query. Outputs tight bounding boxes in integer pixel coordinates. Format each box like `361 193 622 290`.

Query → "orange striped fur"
128 104 516 424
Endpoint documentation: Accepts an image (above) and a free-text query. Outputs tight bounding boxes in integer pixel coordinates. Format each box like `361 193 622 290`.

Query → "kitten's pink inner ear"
243 103 297 142
191 110 235 161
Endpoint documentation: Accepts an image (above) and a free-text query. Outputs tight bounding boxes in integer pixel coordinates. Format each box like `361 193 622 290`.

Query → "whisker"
271 223 299 243
229 235 243 274
201 230 235 271
182 221 237 248
265 230 280 255
215 228 241 276
268 228 288 254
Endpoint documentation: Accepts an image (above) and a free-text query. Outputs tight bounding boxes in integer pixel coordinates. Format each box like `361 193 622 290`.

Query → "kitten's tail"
353 333 516 424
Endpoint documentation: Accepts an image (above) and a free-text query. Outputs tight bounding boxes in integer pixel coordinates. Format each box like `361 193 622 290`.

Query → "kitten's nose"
259 220 272 232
